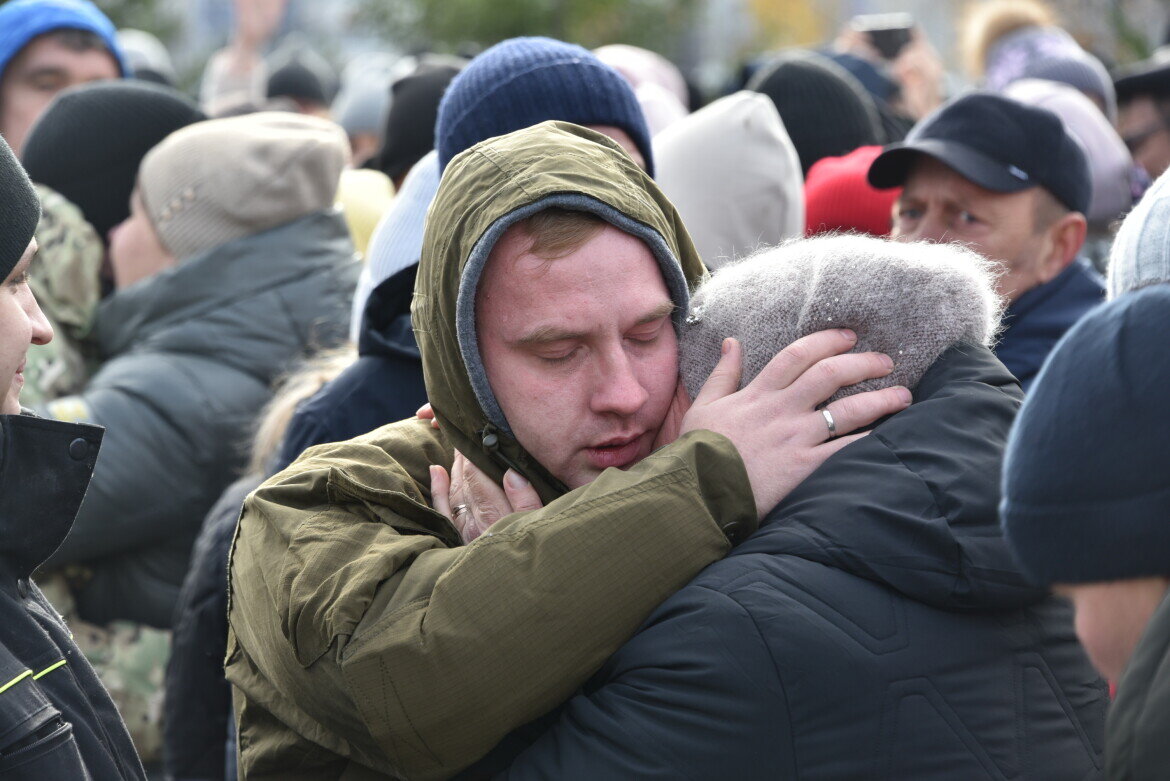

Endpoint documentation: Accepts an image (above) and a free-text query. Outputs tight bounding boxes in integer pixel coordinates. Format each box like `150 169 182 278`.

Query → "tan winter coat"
225 122 757 780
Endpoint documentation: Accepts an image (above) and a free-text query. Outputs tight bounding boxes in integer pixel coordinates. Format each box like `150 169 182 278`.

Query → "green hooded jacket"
226 122 756 780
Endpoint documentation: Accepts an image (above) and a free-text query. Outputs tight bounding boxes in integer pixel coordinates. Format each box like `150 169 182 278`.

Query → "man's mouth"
586 434 645 470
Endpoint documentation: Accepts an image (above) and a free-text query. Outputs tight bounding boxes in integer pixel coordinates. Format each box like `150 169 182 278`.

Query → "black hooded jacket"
469 344 1108 779
0 415 144 780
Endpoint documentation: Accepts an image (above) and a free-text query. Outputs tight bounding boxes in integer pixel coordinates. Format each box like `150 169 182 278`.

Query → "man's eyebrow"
634 301 676 326
516 301 676 346
17 66 68 82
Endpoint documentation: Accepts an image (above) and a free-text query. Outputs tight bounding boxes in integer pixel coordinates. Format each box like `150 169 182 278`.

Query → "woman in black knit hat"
0 133 145 779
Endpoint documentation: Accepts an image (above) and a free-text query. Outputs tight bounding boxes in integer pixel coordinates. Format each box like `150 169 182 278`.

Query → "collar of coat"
0 413 103 579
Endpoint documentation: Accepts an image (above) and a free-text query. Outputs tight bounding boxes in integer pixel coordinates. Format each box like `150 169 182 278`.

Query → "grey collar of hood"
455 192 692 436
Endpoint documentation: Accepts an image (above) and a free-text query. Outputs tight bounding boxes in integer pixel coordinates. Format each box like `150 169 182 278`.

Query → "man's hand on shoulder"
681 329 912 519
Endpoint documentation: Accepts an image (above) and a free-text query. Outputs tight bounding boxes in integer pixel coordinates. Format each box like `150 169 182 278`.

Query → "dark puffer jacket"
470 344 1108 779
40 210 358 628
0 414 145 780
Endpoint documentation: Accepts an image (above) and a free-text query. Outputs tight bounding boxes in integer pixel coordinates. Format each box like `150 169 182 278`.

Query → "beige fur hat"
680 234 1003 401
137 111 349 260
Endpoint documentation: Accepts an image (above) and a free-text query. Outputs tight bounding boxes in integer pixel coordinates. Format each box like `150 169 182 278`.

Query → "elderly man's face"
477 222 678 489
0 33 119 155
1119 96 1170 179
0 241 53 415
891 157 1055 303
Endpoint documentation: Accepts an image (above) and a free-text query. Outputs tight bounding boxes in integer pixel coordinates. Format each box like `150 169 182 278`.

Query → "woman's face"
0 240 53 414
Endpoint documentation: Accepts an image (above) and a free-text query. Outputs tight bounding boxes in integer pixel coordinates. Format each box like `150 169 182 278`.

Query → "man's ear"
1038 211 1088 284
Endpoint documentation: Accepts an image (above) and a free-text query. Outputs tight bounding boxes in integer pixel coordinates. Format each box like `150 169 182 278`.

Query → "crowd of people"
2 0 1169 778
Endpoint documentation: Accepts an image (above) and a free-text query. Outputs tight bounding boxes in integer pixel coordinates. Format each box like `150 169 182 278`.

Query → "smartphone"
851 13 914 60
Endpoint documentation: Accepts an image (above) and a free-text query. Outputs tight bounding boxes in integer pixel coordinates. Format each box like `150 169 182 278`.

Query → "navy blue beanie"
436 37 653 176
0 0 128 80
1002 285 1170 586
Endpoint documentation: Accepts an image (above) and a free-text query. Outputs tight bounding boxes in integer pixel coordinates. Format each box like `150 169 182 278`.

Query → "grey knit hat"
1107 166 1170 299
680 234 1002 401
137 112 349 260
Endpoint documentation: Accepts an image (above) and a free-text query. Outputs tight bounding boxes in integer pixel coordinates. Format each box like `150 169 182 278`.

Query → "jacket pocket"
0 716 91 780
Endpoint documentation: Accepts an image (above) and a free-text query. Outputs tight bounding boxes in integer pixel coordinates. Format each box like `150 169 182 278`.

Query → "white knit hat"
1107 167 1170 299
137 111 349 260
680 234 1002 401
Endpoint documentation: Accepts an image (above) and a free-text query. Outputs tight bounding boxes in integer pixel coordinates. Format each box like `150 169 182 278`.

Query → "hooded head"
435 37 654 176
679 234 1001 402
654 91 803 270
415 121 703 501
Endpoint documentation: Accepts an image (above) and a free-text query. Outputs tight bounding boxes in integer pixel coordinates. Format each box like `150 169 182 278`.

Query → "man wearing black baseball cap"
868 91 1104 390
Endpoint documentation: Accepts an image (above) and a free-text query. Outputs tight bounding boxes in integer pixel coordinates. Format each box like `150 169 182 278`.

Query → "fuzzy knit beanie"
1001 284 1170 585
1106 165 1170 299
0 134 39 280
136 112 349 261
22 80 206 240
0 0 128 81
747 50 884 176
679 233 1001 401
436 37 653 175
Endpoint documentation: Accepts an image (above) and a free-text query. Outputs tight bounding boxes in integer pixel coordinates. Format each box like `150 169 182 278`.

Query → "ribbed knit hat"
0 0 128 81
804 145 900 237
747 50 884 176
1106 165 1170 298
22 80 205 240
0 134 40 281
1002 285 1170 585
436 37 653 175
376 59 463 181
136 112 349 261
679 233 1001 401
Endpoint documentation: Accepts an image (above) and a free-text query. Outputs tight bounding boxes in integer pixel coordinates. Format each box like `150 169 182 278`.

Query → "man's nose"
28 296 54 346
591 347 649 417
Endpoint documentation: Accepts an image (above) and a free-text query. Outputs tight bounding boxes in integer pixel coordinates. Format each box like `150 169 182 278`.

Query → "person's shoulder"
246 418 453 532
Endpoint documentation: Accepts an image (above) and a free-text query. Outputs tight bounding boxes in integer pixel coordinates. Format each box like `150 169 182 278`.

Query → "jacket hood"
415 120 706 502
0 414 103 579
735 343 1043 611
654 92 805 270
95 209 358 377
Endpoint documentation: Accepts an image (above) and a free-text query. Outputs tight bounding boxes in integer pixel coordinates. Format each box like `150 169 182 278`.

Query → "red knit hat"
805 145 900 237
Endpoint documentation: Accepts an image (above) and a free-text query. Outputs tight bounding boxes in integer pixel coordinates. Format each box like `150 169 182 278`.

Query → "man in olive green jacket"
226 121 909 780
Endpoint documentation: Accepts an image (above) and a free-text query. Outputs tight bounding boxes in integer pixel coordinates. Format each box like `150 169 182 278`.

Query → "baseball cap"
868 91 1091 215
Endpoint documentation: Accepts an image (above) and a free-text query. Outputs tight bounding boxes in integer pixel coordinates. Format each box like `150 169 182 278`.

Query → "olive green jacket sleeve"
226 423 755 780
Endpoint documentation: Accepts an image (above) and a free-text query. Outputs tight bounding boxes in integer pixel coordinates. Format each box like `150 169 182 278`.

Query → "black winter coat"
0 414 145 779
470 344 1109 779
